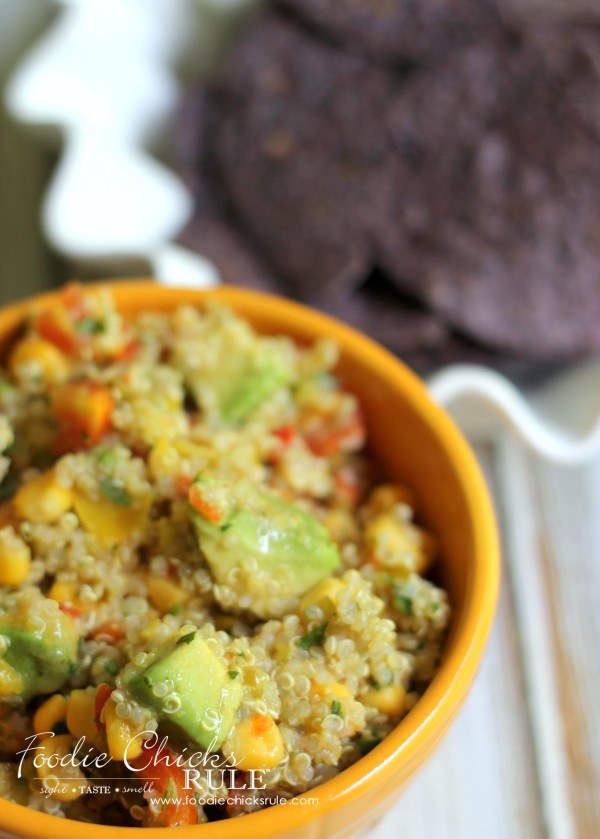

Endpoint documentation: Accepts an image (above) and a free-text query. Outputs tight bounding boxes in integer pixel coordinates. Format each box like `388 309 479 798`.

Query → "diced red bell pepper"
52 380 114 453
36 308 80 355
305 408 366 458
95 683 114 729
87 621 124 644
188 483 224 523
131 740 198 826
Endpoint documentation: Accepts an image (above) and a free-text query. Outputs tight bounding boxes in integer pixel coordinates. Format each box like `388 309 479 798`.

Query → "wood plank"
532 454 600 839
495 439 576 839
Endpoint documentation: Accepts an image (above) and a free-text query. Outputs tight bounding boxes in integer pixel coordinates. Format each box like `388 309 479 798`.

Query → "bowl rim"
0 281 500 838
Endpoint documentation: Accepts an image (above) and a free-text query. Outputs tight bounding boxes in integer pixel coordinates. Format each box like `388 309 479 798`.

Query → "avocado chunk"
123 630 242 750
189 473 341 619
174 314 293 424
0 589 78 699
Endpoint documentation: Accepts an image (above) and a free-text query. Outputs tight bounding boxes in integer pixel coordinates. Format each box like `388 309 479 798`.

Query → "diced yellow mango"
8 338 70 386
311 680 352 702
299 578 344 617
360 684 406 716
362 484 416 518
0 529 31 586
0 660 24 696
147 577 189 614
223 714 284 771
73 490 146 549
365 513 435 574
66 689 98 743
34 694 68 738
14 470 73 524
104 699 143 762
148 441 180 479
47 580 91 613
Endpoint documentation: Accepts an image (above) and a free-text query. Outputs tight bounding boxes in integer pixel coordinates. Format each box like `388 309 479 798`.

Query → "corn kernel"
299 578 344 617
8 338 70 386
73 490 146 549
36 734 89 801
311 680 352 702
147 577 189 614
222 714 285 771
365 514 434 574
360 685 406 716
104 699 143 762
139 618 163 642
0 528 31 586
13 470 73 524
148 442 180 479
34 694 68 739
66 690 98 743
362 484 416 518
0 660 24 696
47 580 90 613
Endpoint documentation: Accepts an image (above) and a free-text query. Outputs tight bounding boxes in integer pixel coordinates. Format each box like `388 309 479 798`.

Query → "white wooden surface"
369 439 600 839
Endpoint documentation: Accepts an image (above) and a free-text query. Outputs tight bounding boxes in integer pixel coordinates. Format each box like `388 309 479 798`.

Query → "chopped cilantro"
100 478 132 507
228 671 239 680
168 603 183 616
393 589 413 616
76 317 105 335
104 660 119 677
369 677 381 690
94 448 117 468
331 700 342 717
177 631 196 645
296 622 328 651
430 602 441 614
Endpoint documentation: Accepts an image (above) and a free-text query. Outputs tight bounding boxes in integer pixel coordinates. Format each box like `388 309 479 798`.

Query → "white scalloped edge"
4 0 254 287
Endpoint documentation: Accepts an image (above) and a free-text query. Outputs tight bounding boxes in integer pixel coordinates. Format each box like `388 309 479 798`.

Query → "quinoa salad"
0 285 450 826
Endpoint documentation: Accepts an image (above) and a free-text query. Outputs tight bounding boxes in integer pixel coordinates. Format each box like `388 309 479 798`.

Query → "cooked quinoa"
0 285 450 826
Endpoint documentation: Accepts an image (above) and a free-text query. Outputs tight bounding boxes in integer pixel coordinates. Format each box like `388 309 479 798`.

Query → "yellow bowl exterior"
0 282 500 839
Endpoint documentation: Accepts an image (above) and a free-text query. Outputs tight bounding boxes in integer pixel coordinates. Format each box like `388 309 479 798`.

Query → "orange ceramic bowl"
0 282 499 839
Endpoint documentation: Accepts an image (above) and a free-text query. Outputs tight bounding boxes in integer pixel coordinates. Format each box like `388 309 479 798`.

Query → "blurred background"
1 1 600 837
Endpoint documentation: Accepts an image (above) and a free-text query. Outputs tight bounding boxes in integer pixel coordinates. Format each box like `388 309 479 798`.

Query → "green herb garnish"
369 677 381 690
331 700 342 717
100 478 132 507
104 660 119 677
168 603 183 616
430 602 441 614
393 589 413 616
76 317 105 335
177 631 196 645
228 671 239 680
296 622 328 651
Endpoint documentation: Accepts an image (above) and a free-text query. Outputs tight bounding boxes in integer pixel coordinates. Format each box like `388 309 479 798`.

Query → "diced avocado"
189 473 341 619
176 316 293 424
0 590 78 699
123 630 242 750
